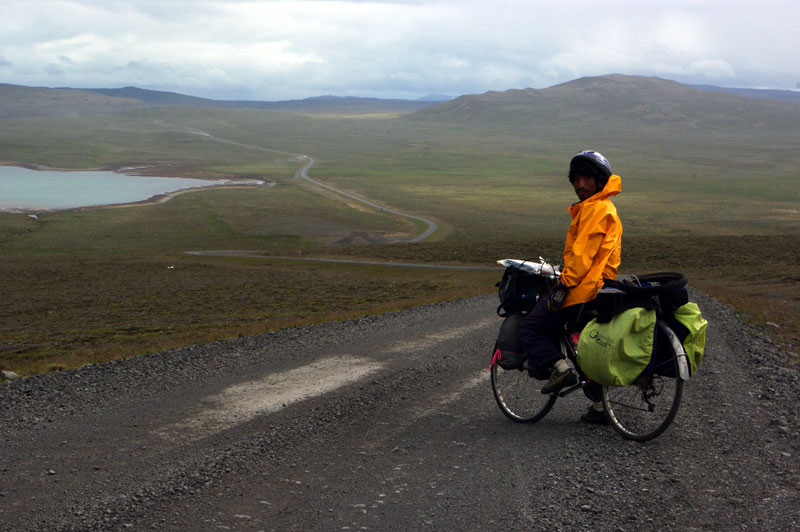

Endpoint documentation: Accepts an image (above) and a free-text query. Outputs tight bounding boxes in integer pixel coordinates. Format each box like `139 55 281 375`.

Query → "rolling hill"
0 83 146 118
3 76 797 122
82 87 442 114
0 83 439 119
408 74 800 138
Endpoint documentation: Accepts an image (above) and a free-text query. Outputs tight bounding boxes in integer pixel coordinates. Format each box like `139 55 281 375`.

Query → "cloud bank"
1 0 797 100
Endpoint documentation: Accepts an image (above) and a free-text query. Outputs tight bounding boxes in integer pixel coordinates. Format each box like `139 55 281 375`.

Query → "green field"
1 76 798 375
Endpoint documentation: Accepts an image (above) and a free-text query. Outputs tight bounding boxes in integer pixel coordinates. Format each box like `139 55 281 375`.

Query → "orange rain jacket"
561 173 622 308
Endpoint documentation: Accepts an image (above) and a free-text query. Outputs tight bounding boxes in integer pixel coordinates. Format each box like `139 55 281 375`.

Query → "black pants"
519 297 581 373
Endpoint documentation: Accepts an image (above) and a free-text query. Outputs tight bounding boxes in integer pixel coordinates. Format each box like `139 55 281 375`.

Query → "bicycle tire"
490 343 557 423
601 322 684 441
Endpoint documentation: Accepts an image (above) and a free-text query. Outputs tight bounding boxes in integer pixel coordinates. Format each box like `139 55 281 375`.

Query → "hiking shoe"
528 366 552 381
540 368 578 394
580 406 610 425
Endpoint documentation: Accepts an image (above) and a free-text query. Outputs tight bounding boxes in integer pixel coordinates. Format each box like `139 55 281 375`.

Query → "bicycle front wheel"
491 345 557 423
602 323 684 441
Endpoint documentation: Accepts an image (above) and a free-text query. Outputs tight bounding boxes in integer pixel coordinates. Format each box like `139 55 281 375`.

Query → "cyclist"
519 150 622 424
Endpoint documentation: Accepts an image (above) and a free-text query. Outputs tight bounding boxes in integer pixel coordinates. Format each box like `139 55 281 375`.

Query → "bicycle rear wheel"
602 323 684 441
491 344 557 423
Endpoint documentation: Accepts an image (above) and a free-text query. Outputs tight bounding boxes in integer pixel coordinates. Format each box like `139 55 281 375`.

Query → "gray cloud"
1 0 797 100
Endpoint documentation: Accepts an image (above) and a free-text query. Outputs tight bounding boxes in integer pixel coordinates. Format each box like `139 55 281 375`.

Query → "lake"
0 166 233 212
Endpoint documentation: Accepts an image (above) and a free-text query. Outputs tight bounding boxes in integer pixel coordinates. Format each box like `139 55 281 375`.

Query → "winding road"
294 156 438 243
178 126 438 243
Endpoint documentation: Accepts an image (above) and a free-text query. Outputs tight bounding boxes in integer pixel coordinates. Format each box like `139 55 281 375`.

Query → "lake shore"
96 181 276 211
0 160 274 213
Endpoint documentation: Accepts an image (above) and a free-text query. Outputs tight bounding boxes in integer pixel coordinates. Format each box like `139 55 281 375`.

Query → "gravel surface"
1 290 797 531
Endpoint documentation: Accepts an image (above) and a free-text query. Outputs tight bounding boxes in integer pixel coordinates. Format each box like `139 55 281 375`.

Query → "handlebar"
497 258 561 279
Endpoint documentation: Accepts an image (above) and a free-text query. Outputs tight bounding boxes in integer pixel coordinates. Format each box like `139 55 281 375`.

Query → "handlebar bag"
577 307 657 386
496 265 549 316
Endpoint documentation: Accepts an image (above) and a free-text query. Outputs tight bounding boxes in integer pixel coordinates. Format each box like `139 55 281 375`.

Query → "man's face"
572 175 597 201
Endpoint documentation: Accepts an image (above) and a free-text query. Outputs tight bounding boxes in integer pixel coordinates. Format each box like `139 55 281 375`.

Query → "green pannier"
671 302 707 375
577 307 657 387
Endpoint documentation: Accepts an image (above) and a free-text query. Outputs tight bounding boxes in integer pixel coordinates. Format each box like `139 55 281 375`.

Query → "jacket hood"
569 174 621 216
573 174 621 206
596 174 621 200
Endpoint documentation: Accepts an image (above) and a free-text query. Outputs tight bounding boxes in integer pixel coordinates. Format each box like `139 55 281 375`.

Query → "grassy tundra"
1 76 798 375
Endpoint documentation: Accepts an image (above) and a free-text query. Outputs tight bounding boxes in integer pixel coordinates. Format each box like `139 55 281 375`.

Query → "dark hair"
568 160 601 182
568 151 612 189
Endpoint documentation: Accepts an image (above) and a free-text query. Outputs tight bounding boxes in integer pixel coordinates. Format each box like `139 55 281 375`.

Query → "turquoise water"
0 166 228 212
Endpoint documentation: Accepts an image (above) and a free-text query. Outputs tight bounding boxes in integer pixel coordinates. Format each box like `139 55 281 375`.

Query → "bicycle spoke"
491 354 557 423
603 369 683 441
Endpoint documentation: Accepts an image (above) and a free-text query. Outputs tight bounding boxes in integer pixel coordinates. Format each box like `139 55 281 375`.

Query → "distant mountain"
0 83 145 118
416 94 453 102
252 95 439 113
79 86 214 107
84 88 453 108
0 84 443 119
84 88 441 113
4 77 799 135
690 84 800 104
408 74 800 139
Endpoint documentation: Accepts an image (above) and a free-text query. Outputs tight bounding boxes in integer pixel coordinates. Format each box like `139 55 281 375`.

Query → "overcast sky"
2 0 797 101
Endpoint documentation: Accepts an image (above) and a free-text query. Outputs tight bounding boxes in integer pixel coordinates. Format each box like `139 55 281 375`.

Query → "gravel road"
1 290 797 531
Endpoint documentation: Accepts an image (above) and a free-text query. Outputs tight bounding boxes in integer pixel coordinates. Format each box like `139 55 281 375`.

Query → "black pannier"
493 312 526 370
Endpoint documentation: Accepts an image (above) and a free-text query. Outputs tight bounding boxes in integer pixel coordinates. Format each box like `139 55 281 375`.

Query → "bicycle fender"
658 321 690 380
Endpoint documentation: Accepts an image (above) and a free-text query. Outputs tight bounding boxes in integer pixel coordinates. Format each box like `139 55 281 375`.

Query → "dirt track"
1 290 797 531
172 127 440 243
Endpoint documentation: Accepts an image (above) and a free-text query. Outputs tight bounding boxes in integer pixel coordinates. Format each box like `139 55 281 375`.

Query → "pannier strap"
604 272 687 296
